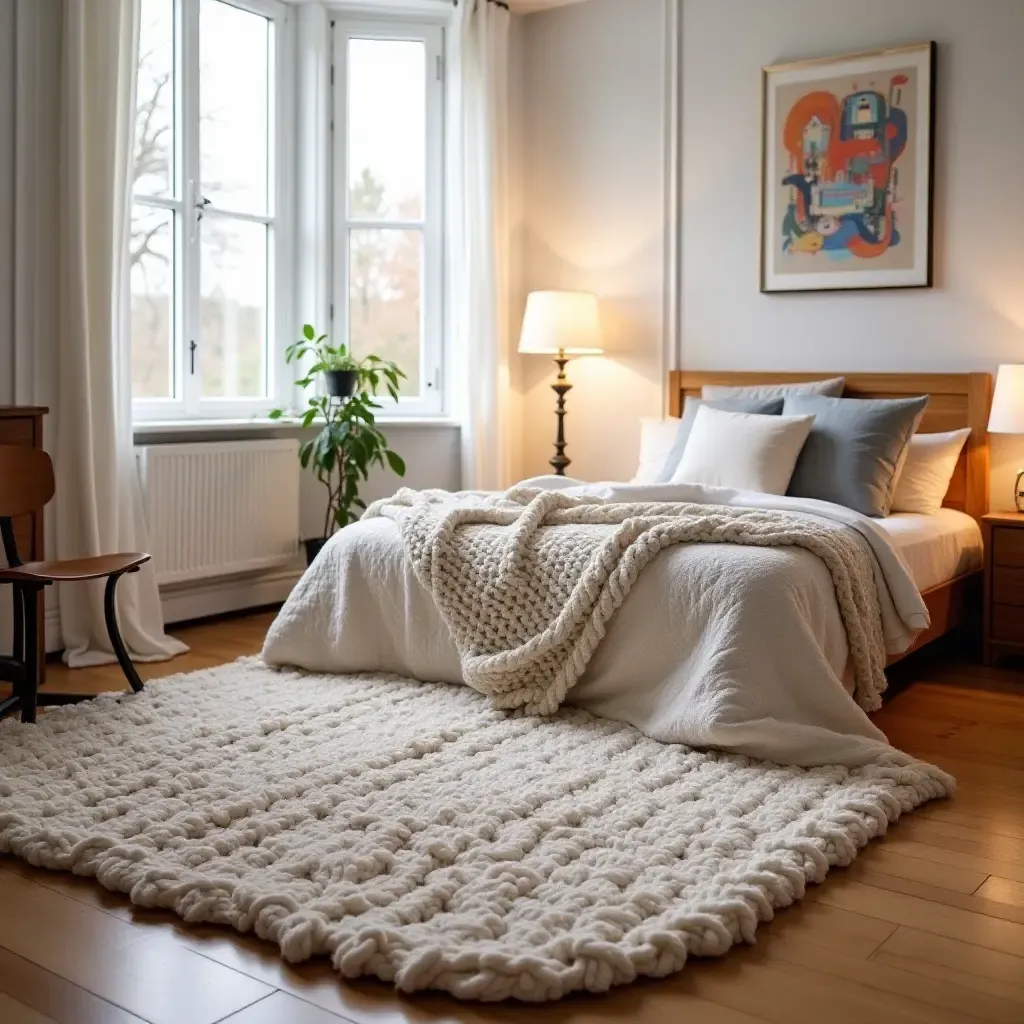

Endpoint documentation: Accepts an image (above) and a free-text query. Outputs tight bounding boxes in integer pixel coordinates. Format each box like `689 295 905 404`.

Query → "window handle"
189 340 198 375
195 195 211 221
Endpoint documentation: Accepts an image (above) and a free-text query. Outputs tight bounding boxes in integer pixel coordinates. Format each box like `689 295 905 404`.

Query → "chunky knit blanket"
365 487 888 715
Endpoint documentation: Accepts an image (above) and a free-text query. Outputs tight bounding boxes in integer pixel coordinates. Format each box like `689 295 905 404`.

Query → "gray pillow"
702 376 845 401
655 396 784 483
784 395 928 517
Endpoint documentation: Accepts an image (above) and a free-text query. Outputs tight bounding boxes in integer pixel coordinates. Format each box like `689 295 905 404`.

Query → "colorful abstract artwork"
761 43 935 292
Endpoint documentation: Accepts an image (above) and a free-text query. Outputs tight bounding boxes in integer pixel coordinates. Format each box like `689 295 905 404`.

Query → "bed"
264 370 992 768
668 371 992 662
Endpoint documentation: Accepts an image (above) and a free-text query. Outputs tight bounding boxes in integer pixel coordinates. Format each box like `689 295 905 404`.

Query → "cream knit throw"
365 487 889 714
0 660 953 1002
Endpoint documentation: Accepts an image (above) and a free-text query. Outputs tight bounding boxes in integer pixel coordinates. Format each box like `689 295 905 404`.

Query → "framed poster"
760 41 936 293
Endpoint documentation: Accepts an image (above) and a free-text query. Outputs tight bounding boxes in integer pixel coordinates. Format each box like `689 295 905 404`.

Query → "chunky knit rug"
0 659 952 1002
365 487 889 714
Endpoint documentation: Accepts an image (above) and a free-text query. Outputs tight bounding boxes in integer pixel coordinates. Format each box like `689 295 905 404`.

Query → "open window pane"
349 228 422 395
199 0 270 215
200 218 269 399
135 0 175 198
347 39 425 221
130 205 175 399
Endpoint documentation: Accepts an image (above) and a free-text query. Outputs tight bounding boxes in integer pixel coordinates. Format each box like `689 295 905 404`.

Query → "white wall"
518 0 1024 505
296 423 460 539
681 0 1024 508
519 0 667 482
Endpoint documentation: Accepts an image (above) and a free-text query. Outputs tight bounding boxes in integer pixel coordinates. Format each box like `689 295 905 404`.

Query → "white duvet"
263 478 930 768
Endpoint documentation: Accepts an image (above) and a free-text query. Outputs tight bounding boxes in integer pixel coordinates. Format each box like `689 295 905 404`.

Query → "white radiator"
136 440 300 586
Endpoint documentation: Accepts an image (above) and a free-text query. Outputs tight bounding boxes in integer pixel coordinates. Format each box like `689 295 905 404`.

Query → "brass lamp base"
1016 469 1024 512
549 350 572 476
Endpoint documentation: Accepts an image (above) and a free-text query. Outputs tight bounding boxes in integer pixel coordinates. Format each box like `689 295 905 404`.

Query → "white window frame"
132 0 294 424
330 16 445 417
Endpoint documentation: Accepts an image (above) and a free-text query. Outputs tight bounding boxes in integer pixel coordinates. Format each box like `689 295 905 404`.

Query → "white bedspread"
263 478 930 768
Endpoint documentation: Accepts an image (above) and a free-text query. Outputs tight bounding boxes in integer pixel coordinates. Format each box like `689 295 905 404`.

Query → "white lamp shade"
989 365 1024 434
517 291 604 356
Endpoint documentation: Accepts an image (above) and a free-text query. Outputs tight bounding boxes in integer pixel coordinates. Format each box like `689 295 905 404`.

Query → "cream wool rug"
0 659 953 1002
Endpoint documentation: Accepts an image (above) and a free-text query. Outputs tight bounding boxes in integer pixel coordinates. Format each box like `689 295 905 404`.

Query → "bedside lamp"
518 290 604 476
988 364 1024 511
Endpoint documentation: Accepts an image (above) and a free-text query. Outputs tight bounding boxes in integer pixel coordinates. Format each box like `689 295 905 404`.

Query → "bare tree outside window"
130 0 274 409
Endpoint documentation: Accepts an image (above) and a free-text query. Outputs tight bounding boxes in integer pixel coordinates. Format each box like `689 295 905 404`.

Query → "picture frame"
760 41 936 293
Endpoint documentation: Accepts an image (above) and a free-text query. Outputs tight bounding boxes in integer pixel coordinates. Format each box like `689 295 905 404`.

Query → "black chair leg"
20 583 42 724
103 571 144 694
12 582 24 665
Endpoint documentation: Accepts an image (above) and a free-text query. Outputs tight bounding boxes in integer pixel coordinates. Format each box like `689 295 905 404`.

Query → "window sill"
134 416 461 442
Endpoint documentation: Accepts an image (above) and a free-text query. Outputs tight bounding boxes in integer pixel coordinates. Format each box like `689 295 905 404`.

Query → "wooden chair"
0 445 150 723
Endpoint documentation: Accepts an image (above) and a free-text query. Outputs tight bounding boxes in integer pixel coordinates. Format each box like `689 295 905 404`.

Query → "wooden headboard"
668 372 993 520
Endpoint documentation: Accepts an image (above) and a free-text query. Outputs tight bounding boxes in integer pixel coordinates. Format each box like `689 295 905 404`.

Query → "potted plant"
271 325 407 564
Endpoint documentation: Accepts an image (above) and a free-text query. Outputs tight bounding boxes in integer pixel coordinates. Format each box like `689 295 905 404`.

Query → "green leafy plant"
270 325 407 536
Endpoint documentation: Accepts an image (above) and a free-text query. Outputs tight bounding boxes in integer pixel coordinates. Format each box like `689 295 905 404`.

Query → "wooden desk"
0 406 49 683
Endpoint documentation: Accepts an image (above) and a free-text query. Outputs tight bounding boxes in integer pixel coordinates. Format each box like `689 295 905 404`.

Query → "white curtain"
448 0 513 491
56 0 188 667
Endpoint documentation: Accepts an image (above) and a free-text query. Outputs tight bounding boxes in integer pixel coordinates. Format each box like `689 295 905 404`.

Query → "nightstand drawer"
991 605 1024 643
993 527 1024 567
993 567 1024 606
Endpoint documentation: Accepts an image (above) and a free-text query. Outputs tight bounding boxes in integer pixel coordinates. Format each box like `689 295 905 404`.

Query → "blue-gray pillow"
784 395 928 517
655 396 785 483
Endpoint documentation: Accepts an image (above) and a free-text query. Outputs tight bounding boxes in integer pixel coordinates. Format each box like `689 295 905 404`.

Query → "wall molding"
661 0 683 407
160 565 303 626
40 568 300 654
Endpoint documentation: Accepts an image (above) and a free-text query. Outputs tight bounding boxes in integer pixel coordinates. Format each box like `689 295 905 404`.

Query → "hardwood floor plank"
0 862 180 931
30 937 273 1024
0 945 148 1024
0 870 142 962
893 820 1024 865
975 877 1024 909
0 992 59 1024
809 877 1024 958
760 935 1022 1024
0 877 272 1024
876 836 1024 884
915 804 1024 840
871 927 1024 1002
660 954 985 1024
751 900 898 958
839 867 1024 926
217 992 351 1024
853 847 990 893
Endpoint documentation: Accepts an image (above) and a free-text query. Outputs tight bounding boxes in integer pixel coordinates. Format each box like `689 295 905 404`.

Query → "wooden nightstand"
983 512 1024 665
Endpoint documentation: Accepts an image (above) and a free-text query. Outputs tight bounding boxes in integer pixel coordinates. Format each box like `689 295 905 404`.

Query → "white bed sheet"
877 508 982 593
265 480 931 768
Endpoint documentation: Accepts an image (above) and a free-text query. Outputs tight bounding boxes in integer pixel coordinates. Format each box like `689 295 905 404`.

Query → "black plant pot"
304 537 328 566
324 369 358 398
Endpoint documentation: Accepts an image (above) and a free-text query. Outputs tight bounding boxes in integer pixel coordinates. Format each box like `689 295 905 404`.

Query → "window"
332 20 445 416
131 0 290 421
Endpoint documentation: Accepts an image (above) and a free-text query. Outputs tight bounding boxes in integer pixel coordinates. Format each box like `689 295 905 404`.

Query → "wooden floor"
1 613 1023 1024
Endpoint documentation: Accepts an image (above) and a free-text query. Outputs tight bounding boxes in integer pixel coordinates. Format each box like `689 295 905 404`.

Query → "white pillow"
670 406 815 494
631 417 681 484
702 376 845 401
891 428 971 514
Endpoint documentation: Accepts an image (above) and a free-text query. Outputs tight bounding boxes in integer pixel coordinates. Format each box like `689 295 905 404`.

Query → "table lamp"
988 364 1024 511
518 290 604 476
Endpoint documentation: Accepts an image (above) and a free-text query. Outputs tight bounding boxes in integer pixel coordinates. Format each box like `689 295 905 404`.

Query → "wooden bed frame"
668 371 993 663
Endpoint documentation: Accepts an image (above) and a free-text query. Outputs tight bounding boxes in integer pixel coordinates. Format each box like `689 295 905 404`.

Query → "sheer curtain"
57 0 187 666
448 0 513 491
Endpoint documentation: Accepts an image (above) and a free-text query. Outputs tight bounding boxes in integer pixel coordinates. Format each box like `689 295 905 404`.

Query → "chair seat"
0 553 150 583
